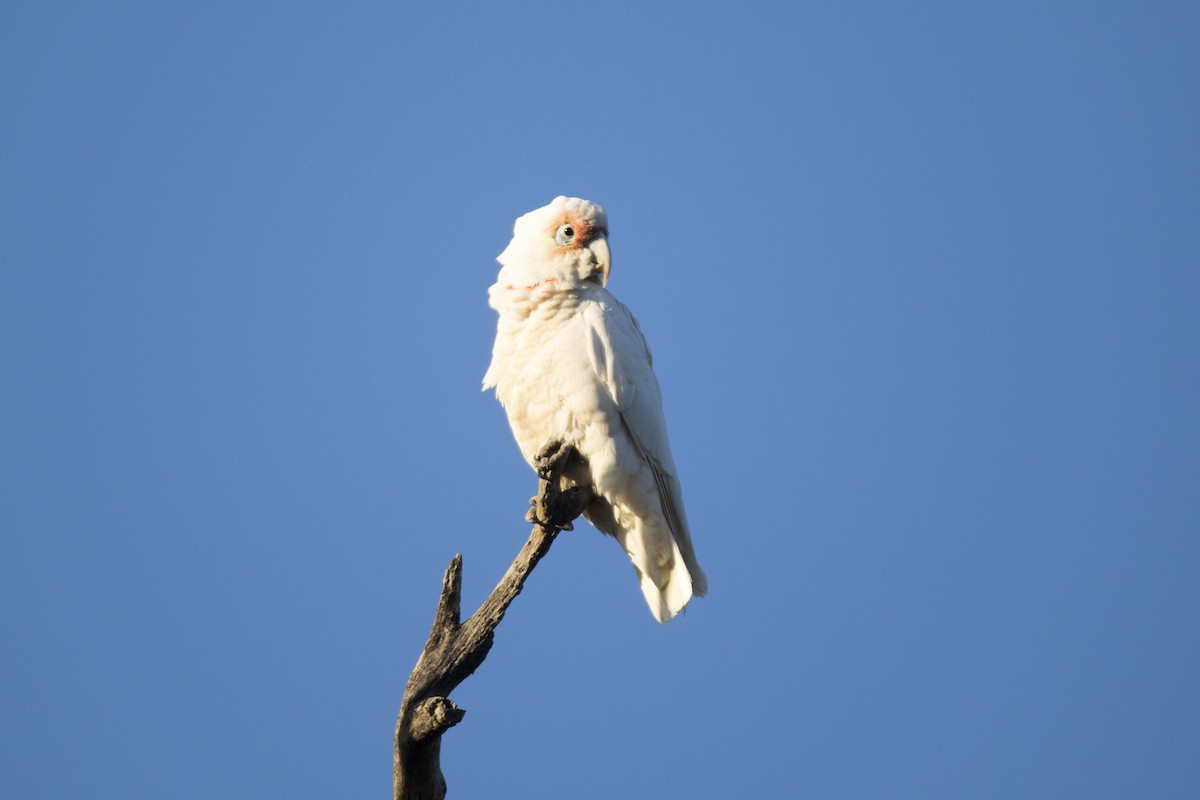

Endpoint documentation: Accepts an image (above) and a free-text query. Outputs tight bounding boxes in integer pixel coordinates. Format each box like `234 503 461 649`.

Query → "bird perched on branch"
483 196 706 622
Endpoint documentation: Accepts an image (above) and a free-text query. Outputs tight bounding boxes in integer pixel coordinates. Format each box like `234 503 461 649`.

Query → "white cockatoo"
483 196 706 622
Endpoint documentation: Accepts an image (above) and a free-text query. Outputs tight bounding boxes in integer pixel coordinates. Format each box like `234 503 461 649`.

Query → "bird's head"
497 196 611 287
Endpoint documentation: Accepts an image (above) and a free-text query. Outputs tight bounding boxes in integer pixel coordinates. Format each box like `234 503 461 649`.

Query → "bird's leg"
526 440 593 531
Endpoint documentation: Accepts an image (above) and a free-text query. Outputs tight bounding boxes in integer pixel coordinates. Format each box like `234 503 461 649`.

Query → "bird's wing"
582 297 706 595
583 297 668 461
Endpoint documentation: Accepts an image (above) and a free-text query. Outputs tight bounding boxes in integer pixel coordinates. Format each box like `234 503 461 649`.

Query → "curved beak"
588 235 611 287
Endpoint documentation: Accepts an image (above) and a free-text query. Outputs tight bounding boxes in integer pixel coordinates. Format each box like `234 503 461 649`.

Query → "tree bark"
394 443 590 800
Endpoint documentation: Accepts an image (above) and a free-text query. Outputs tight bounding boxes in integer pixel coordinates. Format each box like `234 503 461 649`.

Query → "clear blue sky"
3 2 1198 797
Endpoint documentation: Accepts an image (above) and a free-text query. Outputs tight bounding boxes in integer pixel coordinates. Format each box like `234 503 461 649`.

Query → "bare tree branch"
394 443 591 800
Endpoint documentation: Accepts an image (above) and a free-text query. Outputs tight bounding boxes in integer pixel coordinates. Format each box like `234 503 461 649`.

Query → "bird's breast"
487 292 614 466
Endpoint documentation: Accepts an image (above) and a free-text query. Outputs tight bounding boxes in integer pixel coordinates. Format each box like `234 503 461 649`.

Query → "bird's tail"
620 521 699 623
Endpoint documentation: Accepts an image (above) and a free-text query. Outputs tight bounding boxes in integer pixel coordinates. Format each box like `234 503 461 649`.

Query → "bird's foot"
525 498 554 528
533 439 574 483
528 439 593 532
528 485 593 531
552 485 593 529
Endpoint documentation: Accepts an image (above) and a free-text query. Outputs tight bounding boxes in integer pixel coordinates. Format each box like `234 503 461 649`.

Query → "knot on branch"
411 697 465 742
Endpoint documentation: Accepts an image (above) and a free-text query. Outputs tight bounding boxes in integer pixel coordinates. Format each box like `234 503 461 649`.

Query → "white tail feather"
619 523 697 623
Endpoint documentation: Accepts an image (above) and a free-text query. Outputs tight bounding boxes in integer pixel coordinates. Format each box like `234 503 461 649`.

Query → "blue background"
3 2 1198 797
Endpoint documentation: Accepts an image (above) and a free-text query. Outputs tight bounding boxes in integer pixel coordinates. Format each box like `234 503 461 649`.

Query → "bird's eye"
554 223 576 246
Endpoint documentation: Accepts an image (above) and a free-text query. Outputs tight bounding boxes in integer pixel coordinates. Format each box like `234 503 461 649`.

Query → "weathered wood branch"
394 443 591 800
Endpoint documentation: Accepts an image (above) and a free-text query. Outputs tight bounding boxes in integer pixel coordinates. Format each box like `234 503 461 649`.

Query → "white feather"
484 197 706 622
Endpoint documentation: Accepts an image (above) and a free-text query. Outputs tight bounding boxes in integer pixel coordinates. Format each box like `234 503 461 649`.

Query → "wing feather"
583 295 707 597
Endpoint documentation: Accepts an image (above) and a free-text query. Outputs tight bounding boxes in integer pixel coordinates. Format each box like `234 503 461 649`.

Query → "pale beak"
588 235 611 287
